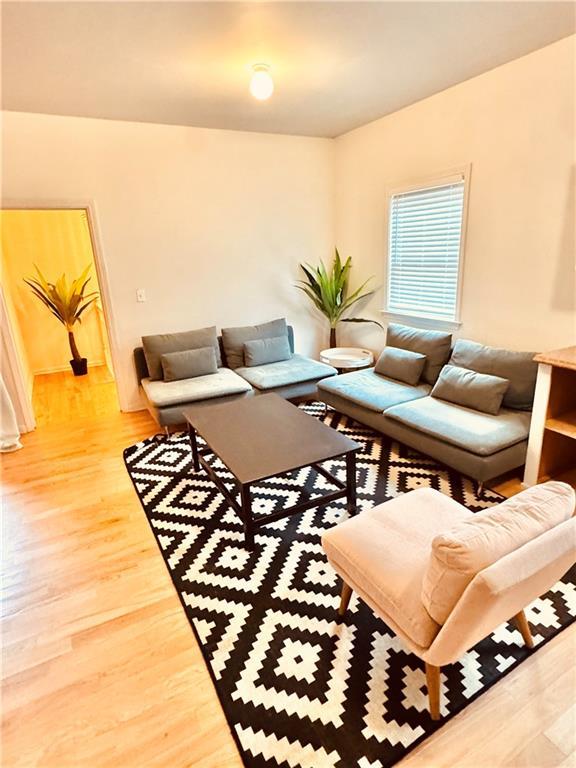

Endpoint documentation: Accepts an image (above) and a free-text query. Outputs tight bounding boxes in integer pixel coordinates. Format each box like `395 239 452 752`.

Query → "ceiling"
2 2 575 138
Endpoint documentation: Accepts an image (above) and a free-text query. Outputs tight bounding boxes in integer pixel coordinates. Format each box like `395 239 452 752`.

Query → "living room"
1 2 575 767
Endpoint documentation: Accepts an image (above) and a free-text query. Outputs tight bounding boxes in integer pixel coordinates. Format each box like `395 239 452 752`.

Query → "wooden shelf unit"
524 346 576 488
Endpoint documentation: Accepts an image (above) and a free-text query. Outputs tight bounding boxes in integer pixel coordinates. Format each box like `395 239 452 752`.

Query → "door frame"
1 199 127 414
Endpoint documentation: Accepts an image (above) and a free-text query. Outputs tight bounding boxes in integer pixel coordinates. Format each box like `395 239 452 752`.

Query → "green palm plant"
24 264 99 373
296 248 382 347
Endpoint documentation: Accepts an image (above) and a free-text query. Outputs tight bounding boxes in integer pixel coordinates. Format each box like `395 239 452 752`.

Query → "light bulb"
250 64 274 101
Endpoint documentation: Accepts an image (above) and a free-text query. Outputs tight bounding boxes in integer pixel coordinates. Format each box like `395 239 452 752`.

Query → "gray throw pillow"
431 364 510 415
222 318 288 369
449 339 537 411
142 326 222 380
243 335 292 367
160 347 217 382
386 323 452 385
374 346 426 386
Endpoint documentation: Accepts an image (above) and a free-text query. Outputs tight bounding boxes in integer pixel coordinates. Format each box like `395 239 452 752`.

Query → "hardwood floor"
32 365 119 427
1 390 575 767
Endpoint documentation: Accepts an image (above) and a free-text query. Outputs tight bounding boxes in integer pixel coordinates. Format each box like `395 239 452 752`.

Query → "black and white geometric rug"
123 403 576 768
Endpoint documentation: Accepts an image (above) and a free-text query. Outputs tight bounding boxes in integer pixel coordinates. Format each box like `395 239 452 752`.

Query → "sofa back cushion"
142 326 222 380
386 323 451 385
222 318 288 369
374 346 426 386
431 364 509 415
449 339 537 411
161 347 218 382
421 481 575 624
243 335 292 367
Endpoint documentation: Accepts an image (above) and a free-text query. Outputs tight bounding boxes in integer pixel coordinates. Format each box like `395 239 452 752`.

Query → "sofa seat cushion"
235 354 337 390
422 481 575 624
322 488 471 649
141 368 252 407
318 368 431 413
385 397 531 457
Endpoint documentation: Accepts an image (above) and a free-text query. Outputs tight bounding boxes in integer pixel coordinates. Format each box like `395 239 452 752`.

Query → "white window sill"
379 310 462 332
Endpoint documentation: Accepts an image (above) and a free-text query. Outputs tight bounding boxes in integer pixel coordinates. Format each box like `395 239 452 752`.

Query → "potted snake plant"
296 248 382 347
24 264 99 376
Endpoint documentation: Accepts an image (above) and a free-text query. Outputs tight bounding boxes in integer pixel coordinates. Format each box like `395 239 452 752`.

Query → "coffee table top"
183 394 360 485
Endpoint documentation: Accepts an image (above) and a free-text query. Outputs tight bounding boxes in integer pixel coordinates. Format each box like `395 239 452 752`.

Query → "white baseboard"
33 360 106 375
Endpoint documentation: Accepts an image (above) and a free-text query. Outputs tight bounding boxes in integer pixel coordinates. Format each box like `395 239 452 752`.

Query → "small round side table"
320 347 374 373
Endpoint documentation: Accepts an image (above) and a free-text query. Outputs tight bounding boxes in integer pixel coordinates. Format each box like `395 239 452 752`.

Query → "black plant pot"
70 357 88 376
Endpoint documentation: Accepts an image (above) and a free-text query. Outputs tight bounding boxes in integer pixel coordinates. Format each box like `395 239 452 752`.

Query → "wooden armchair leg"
425 663 441 721
338 581 353 616
512 610 534 648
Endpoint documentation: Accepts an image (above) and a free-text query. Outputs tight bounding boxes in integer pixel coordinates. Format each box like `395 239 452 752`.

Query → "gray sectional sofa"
318 324 538 486
133 319 337 428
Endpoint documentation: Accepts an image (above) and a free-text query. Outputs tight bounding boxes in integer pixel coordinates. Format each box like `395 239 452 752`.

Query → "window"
386 173 467 325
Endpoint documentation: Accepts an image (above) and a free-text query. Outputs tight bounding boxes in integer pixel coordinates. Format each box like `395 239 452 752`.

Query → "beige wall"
1 115 335 410
1 209 107 375
334 35 576 354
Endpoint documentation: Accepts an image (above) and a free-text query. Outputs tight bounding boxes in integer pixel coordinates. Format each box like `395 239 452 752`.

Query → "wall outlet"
136 288 146 303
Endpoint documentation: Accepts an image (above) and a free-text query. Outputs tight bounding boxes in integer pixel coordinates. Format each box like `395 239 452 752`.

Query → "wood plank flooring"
1 383 575 767
32 365 119 427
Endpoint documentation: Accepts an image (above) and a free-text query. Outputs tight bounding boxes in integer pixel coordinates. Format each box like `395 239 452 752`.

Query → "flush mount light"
249 63 274 101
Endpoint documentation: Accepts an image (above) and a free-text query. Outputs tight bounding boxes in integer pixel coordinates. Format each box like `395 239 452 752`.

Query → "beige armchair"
322 481 576 720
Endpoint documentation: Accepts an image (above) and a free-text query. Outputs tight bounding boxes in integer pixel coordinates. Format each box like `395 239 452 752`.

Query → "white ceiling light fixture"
249 63 274 101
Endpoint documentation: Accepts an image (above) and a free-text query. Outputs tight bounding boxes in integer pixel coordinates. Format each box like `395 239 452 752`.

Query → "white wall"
2 36 574 413
1 114 335 410
334 35 576 354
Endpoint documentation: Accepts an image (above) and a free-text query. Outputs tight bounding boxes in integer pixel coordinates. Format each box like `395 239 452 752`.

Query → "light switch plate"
136 288 146 303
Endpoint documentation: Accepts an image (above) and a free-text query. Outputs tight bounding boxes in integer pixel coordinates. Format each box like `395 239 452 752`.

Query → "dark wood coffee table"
183 394 360 548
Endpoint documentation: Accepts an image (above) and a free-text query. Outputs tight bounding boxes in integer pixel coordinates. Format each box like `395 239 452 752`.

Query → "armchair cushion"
422 481 575 624
322 488 471 649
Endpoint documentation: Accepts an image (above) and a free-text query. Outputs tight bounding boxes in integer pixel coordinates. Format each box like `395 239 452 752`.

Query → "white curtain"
0 373 23 452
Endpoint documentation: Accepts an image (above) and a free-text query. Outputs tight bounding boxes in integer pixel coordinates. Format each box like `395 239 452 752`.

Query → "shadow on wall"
552 163 576 314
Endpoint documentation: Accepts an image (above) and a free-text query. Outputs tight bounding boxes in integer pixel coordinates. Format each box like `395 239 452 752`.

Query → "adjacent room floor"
31 365 119 428
1 409 574 767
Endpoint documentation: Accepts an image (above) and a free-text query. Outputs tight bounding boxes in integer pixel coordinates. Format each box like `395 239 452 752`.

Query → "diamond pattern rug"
123 403 575 768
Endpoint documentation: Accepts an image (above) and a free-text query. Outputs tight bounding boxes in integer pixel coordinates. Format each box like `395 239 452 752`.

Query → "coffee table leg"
241 483 255 550
346 451 357 517
188 423 200 472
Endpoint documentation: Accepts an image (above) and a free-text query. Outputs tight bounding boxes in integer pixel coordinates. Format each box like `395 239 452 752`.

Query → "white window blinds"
387 179 465 322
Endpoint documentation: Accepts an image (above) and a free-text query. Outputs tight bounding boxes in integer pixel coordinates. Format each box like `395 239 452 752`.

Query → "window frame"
382 165 471 331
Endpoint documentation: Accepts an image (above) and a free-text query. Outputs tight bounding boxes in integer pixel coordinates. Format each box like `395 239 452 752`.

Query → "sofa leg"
512 610 534 648
425 663 441 720
477 481 484 495
338 581 353 617
164 426 170 438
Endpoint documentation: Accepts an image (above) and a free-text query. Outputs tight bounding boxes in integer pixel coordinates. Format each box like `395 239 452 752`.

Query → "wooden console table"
523 346 576 488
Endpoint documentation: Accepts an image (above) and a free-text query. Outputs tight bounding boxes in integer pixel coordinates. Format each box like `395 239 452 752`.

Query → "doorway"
1 208 119 428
